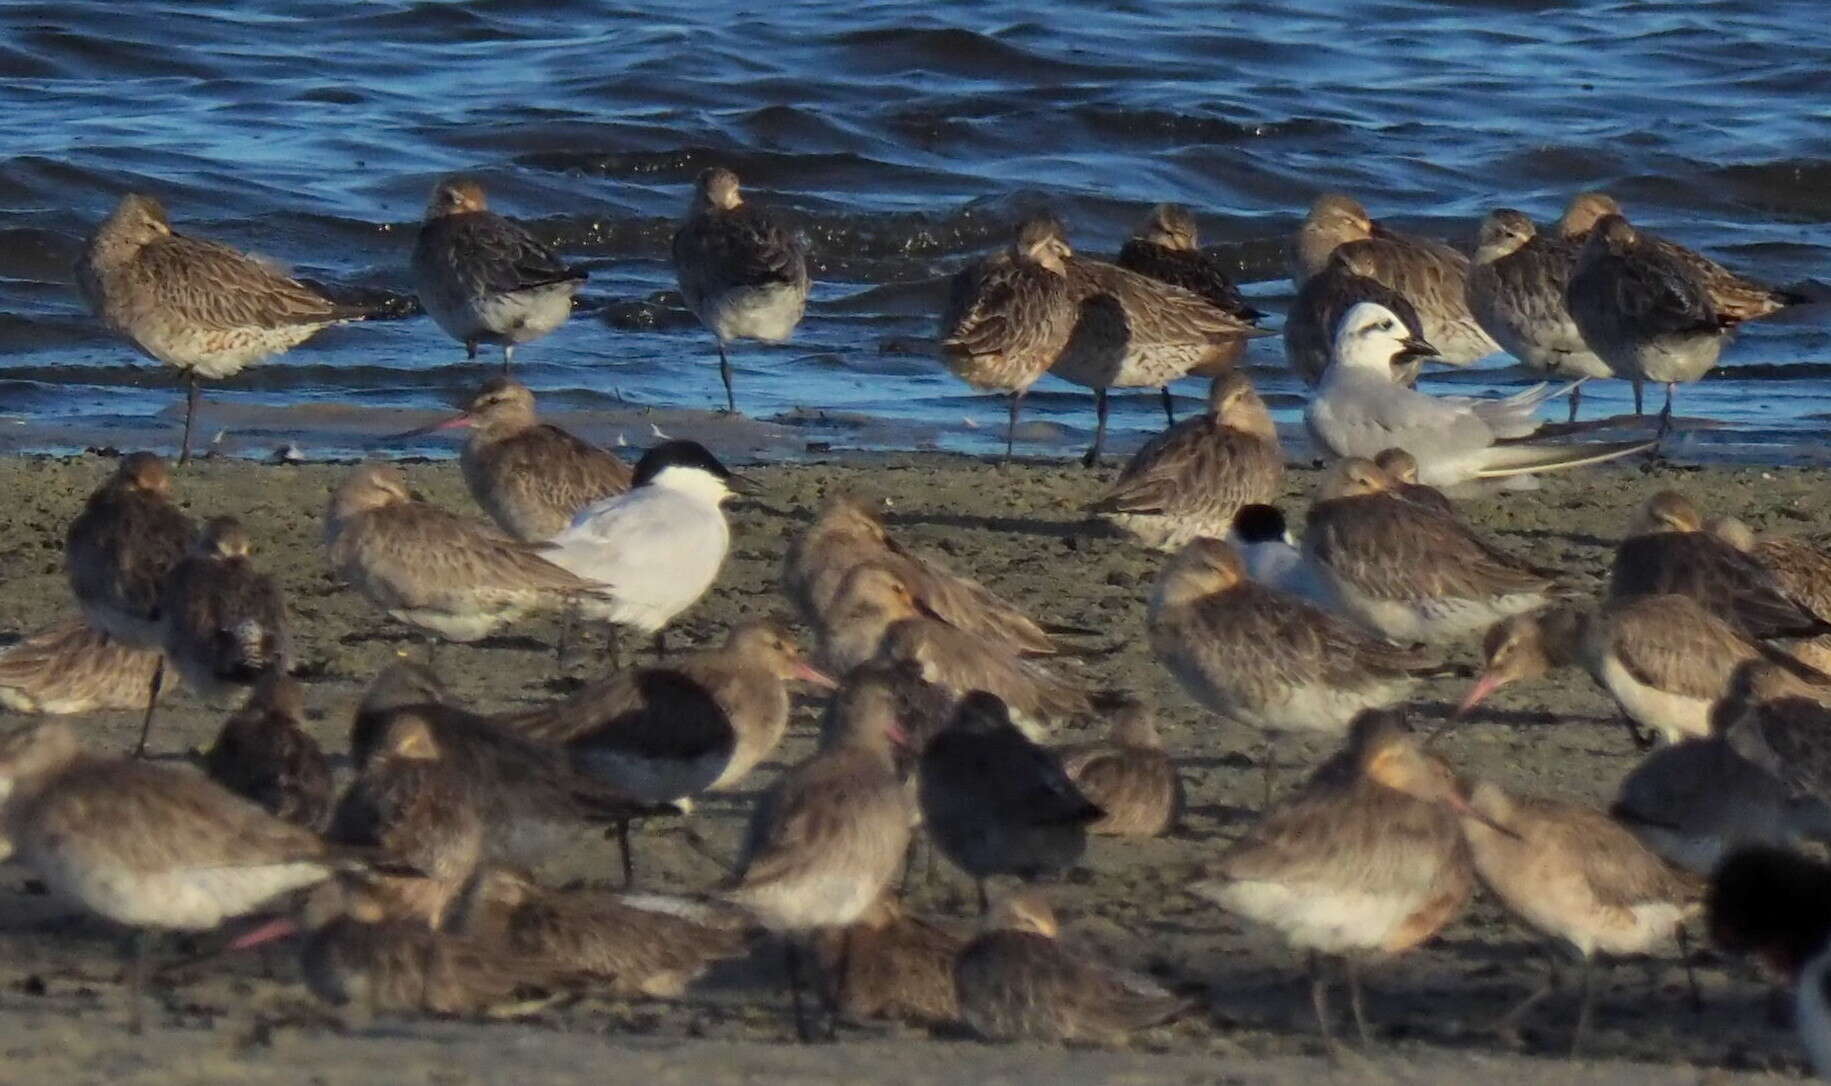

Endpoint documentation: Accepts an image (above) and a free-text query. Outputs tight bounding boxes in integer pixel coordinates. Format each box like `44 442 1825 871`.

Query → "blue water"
0 0 1826 461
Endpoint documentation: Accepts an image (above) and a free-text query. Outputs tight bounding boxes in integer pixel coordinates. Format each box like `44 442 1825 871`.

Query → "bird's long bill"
724 471 763 496
793 661 838 689
1394 335 1438 362
227 915 299 951
1443 793 1522 840
1456 671 1507 717
386 413 474 440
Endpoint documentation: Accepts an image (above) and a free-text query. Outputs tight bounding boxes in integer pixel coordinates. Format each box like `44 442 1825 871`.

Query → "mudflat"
0 452 1819 1083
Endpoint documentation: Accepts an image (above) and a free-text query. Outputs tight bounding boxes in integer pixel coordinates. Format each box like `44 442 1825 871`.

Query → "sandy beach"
0 450 1823 1084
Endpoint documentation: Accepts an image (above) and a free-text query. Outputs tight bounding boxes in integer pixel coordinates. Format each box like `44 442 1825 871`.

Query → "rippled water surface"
1 0 1827 461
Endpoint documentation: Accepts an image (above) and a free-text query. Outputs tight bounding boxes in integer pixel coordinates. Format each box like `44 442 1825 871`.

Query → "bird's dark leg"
1081 388 1109 469
976 878 989 917
178 373 201 466
1309 950 1337 1058
824 928 851 1040
1675 923 1703 1012
1260 737 1279 808
1160 385 1177 426
1631 377 1644 417
652 630 668 660
717 340 737 415
1345 956 1372 1045
1495 952 1560 1043
126 929 155 1035
1571 955 1598 1056
1004 392 1024 461
784 939 812 1043
465 339 478 361
133 656 165 759
1567 383 1581 424
1655 382 1677 440
616 818 635 888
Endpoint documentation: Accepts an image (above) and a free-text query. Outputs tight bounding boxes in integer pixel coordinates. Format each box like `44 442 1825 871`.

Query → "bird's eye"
1377 320 1393 332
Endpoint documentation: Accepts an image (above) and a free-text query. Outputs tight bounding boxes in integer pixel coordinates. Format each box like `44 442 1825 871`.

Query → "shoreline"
0 452 1824 1082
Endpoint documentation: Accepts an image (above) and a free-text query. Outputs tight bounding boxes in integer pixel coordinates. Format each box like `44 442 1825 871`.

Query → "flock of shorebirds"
2 168 1829 1068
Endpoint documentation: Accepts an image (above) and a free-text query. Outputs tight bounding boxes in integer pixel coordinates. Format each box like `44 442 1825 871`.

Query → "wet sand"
0 451 1823 1083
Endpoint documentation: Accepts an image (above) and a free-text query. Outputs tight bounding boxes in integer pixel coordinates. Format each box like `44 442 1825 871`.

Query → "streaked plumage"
412 179 585 370
159 516 292 702
939 214 1077 456
1289 193 1498 366
1613 737 1831 875
1370 448 1456 517
1283 248 1431 387
1467 209 1613 421
324 463 607 644
785 492 1057 656
440 377 632 541
1086 371 1285 551
1712 662 1831 809
1457 781 1701 1053
955 892 1187 1043
1150 537 1435 744
1307 303 1650 487
1189 711 1477 1048
65 453 194 647
1567 214 1728 425
1056 700 1182 837
76 193 368 462
815 892 964 1026
672 167 809 413
0 618 173 716
1114 203 1262 323
202 673 332 830
917 692 1102 909
1304 458 1561 644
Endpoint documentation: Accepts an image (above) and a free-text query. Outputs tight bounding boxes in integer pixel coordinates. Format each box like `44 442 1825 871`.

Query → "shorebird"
1052 227 1268 466
155 516 291 754
0 618 172 715
1456 781 1701 1053
1283 248 1432 386
324 462 609 648
955 891 1188 1043
1085 371 1285 551
1560 192 1805 324
1115 203 1263 324
243 873 583 1020
1612 736 1831 875
1304 458 1563 645
452 866 753 998
1567 215 1729 431
542 440 751 663
917 692 1102 913
1055 698 1182 836
396 377 631 541
342 669 667 877
411 179 586 371
814 891 964 1027
1707 848 1831 1079
0 722 339 1030
1461 597 1761 746
1370 448 1456 517
1225 503 1342 610
1190 711 1482 1050
724 661 911 1041
1307 303 1651 486
1466 209 1613 421
672 167 810 414
1149 537 1439 799
785 492 1060 656
64 452 193 746
504 619 832 881
938 214 1077 457
1703 518 1831 672
1608 491 1829 641
202 673 332 830
1711 660 1831 807
1288 194 1498 366
76 193 369 463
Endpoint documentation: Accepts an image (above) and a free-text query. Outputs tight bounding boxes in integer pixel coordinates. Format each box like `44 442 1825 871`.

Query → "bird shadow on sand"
886 510 1085 542
1492 526 1617 551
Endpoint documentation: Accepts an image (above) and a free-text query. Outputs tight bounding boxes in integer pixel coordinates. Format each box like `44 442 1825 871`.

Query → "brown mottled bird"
0 618 174 716
1115 202 1263 324
815 891 965 1027
954 891 1188 1043
400 377 632 541
156 515 292 755
917 692 1103 913
938 213 1078 458
1056 699 1182 837
1284 247 1433 386
76 193 370 463
411 178 586 371
671 167 809 414
202 673 332 830
1456 781 1702 1053
452 866 753 999
1086 371 1285 552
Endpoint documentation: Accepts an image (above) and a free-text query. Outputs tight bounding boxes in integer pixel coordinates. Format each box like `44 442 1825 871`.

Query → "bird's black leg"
1082 388 1109 468
133 656 165 759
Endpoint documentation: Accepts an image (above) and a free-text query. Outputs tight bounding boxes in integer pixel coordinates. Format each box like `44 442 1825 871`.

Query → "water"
1 0 1827 463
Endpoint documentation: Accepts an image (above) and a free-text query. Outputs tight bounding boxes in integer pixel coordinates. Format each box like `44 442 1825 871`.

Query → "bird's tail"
1473 438 1656 479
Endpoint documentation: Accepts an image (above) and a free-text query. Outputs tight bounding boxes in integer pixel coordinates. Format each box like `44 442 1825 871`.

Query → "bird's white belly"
731 870 885 932
473 284 577 344
29 846 328 931
1595 655 1712 744
1203 878 1415 955
703 284 805 343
